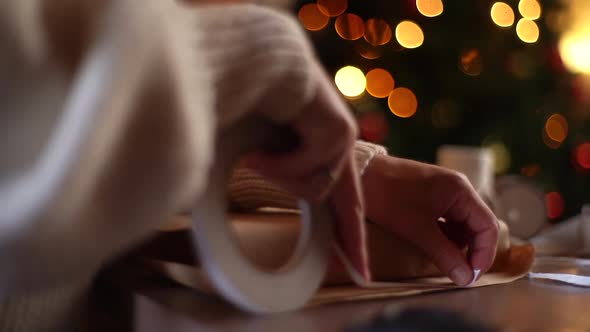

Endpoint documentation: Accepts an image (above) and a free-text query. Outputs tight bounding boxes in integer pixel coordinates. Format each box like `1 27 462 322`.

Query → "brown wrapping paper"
136 211 534 306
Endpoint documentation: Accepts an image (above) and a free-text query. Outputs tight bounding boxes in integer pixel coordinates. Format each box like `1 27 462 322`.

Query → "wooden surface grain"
90 264 590 332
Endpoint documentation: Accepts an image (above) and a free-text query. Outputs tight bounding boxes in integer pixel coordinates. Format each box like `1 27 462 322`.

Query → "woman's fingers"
414 223 474 286
243 73 357 202
441 173 499 275
241 66 368 279
329 156 370 281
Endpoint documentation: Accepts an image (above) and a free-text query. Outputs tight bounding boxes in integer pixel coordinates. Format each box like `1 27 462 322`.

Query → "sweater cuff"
354 140 388 176
228 141 388 211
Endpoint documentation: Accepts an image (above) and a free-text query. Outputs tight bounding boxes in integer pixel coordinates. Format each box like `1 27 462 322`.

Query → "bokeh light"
545 192 565 219
364 18 393 46
516 19 540 43
416 0 444 18
544 114 568 143
459 49 483 76
317 0 347 17
558 0 590 74
335 66 366 98
355 41 383 60
359 111 389 143
560 35 590 74
388 87 418 118
395 21 424 49
521 164 540 177
575 143 590 169
298 4 330 31
518 0 541 20
365 68 395 98
485 141 511 174
335 13 365 40
491 2 515 28
543 130 562 149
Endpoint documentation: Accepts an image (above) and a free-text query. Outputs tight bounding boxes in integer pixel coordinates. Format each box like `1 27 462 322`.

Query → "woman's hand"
362 155 499 286
244 67 370 280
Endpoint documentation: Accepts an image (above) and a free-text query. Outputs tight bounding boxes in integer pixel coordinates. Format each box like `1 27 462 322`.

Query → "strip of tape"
528 272 590 287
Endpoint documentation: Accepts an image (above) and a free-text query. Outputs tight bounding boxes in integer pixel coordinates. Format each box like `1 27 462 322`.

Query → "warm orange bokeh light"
459 49 483 76
576 143 590 169
491 2 515 27
543 130 562 149
298 4 330 31
317 0 347 17
416 0 444 18
355 41 383 60
335 13 365 40
545 192 565 219
365 68 395 98
519 0 541 20
364 18 393 46
516 19 540 43
395 21 425 49
544 114 568 143
388 87 418 118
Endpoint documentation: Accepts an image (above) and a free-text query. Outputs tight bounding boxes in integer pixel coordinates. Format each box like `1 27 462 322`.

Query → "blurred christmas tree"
296 0 590 222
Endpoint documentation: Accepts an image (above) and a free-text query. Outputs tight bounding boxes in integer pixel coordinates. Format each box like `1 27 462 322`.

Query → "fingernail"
467 269 481 287
449 265 472 287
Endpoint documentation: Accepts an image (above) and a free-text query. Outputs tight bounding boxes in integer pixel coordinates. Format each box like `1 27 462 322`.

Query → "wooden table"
89 262 590 332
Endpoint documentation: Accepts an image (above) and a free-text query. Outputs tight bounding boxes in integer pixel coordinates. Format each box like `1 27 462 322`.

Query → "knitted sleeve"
228 140 388 211
191 3 319 128
0 1 324 328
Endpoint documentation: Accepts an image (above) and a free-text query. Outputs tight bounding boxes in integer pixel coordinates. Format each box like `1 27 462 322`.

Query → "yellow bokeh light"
416 0 444 18
491 2 515 27
395 21 424 49
516 19 540 43
519 0 541 20
365 68 395 98
558 0 590 74
545 114 568 143
335 13 365 40
484 141 511 174
317 0 347 17
335 66 366 98
298 4 330 31
364 18 393 46
388 88 418 118
560 35 590 74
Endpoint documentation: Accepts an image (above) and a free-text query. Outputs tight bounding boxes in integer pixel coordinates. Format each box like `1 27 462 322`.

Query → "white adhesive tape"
528 272 590 287
191 119 334 314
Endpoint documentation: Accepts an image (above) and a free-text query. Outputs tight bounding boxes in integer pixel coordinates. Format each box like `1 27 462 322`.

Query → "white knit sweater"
0 1 386 329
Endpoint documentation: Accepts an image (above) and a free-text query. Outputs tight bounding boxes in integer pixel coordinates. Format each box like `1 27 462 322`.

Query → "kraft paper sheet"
138 211 534 306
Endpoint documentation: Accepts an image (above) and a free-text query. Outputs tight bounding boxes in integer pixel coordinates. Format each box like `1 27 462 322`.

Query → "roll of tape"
191 117 333 313
436 145 494 200
495 176 546 239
